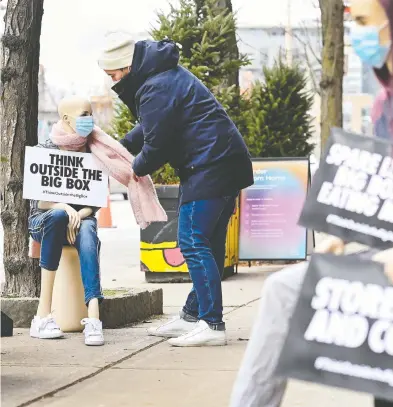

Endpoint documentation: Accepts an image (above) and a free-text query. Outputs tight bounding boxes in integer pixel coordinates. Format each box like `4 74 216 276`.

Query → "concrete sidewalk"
2 267 372 407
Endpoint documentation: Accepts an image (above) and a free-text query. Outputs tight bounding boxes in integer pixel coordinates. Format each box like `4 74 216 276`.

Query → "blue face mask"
75 116 94 137
350 21 392 69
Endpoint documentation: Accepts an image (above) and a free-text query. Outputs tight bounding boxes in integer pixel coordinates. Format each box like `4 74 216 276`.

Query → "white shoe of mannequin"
30 315 64 339
81 318 105 346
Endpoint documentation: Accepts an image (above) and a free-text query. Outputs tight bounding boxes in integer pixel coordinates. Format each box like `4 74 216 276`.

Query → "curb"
1 288 163 329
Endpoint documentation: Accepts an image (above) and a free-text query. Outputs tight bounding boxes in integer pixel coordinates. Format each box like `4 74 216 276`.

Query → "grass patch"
103 289 128 297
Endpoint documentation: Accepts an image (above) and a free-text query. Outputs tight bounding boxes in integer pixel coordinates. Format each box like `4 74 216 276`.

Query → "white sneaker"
30 315 64 339
168 320 227 347
81 318 105 346
148 315 196 338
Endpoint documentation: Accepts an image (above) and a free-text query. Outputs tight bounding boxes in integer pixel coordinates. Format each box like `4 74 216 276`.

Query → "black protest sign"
299 128 393 249
275 254 393 400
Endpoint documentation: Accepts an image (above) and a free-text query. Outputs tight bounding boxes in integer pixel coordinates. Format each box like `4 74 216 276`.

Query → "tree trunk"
319 0 344 151
217 0 239 87
1 0 44 297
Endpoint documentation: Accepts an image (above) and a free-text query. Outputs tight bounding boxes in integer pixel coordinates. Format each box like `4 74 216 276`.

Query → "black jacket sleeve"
132 84 176 177
119 124 144 156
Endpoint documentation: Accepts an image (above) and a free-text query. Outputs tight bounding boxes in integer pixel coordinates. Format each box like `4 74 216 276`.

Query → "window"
270 28 285 37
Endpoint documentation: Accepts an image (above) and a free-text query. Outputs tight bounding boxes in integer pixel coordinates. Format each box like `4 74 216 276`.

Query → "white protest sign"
23 147 108 207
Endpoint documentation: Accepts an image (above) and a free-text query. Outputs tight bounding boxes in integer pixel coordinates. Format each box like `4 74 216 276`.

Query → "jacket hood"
112 40 179 109
132 40 179 81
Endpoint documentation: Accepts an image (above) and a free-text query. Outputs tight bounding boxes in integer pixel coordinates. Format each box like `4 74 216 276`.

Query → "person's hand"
62 204 80 245
314 235 345 255
63 204 81 230
132 170 140 183
372 248 393 283
66 225 79 245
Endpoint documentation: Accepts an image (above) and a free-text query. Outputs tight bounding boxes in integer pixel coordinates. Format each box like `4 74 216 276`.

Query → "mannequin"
29 93 166 345
29 96 104 346
38 97 99 321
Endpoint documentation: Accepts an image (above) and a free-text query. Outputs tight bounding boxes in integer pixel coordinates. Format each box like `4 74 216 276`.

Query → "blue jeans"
178 195 237 329
28 209 103 305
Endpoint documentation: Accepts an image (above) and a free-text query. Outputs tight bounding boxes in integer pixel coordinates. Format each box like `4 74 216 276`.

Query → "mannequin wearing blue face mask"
28 96 105 348
351 21 392 68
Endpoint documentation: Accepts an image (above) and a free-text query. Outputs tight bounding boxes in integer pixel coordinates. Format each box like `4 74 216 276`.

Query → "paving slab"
116 340 245 372
1 366 97 407
1 327 163 407
224 299 260 329
1 328 162 369
23 337 372 407
24 364 372 407
27 368 237 407
282 380 371 407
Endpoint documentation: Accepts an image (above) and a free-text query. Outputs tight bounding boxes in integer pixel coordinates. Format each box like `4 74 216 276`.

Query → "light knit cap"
98 32 135 71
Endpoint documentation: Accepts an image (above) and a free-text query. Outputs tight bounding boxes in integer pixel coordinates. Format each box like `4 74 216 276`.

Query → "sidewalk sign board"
23 147 108 208
239 157 314 261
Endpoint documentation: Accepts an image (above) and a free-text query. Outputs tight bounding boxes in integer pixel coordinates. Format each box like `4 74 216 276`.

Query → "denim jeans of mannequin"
178 195 237 330
28 209 103 304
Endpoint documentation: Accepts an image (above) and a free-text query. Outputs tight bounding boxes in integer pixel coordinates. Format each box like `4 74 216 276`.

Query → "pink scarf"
29 122 167 258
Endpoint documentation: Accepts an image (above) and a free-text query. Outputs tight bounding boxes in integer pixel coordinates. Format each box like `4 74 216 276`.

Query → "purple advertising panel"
239 158 310 260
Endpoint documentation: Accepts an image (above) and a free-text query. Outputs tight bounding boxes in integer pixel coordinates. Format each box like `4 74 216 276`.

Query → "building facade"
237 25 381 155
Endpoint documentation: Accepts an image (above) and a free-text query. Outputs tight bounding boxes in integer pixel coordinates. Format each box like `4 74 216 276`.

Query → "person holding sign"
230 0 393 406
98 33 253 347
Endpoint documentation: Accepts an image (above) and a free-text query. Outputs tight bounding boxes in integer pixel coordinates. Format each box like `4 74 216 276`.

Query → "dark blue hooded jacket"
114 40 254 205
